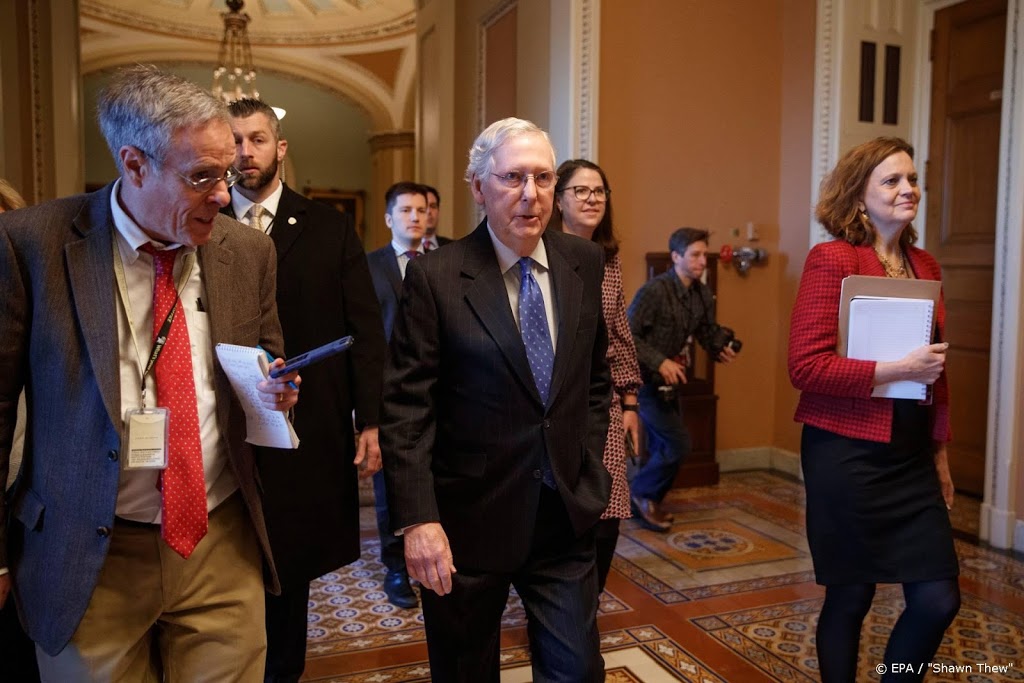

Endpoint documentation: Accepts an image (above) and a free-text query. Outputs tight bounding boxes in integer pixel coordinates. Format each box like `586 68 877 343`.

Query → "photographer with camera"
627 227 738 531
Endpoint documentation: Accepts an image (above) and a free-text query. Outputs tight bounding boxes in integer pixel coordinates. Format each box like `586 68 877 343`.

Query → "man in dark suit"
0 65 299 681
366 181 427 608
380 118 612 682
225 98 387 683
421 184 452 251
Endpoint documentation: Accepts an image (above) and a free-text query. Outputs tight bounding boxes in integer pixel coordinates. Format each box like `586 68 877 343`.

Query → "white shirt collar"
109 179 193 262
391 240 424 257
230 179 284 223
486 222 549 275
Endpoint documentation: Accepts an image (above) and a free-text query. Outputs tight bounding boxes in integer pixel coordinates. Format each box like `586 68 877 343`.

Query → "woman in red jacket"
789 137 959 682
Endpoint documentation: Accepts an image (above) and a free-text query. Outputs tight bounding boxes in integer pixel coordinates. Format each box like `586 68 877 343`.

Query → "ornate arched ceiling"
80 0 417 130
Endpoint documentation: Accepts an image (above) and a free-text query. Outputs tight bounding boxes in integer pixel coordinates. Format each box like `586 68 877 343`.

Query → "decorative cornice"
79 2 416 47
368 130 415 152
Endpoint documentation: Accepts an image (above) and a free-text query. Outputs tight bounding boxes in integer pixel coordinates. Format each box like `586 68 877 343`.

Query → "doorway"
924 0 1006 496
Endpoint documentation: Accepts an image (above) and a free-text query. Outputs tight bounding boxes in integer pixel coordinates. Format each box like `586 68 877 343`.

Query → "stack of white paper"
847 296 935 400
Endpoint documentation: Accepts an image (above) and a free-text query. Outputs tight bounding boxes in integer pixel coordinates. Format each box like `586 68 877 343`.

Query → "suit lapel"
385 252 403 298
269 185 304 262
66 186 122 429
198 217 237 433
461 222 542 405
545 232 583 407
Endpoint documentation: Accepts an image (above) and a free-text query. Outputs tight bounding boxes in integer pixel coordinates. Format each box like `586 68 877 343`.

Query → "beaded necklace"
875 248 908 278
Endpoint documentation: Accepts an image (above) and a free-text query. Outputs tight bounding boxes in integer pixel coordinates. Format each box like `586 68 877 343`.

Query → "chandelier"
211 0 286 118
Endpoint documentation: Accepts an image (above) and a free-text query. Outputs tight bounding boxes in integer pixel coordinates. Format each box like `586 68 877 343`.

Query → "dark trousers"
632 384 690 502
264 583 311 683
594 518 620 594
0 596 41 682
373 470 406 572
420 487 604 683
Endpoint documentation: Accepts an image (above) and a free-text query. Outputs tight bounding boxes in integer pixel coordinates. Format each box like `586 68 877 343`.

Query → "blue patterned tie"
518 257 554 405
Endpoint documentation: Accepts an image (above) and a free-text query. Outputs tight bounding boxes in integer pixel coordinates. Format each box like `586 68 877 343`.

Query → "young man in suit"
366 181 428 608
0 64 299 681
421 184 452 251
380 118 612 682
226 98 387 683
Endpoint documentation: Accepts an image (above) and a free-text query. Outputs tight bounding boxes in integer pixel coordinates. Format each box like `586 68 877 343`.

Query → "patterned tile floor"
300 472 1024 682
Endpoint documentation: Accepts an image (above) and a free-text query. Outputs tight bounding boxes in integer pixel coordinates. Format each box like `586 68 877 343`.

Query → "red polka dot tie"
140 244 208 558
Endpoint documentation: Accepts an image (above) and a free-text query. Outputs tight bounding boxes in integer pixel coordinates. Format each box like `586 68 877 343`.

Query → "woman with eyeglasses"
553 159 642 594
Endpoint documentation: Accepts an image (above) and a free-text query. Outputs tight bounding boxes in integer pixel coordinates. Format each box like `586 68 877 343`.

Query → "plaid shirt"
627 270 721 384
788 239 950 443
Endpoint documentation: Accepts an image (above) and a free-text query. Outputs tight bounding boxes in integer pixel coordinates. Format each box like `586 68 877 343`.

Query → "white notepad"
847 296 936 400
214 343 300 449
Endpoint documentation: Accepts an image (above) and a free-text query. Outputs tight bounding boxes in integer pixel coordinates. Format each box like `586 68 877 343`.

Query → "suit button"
107 450 119 461
96 526 111 537
543 420 551 429
533 469 542 479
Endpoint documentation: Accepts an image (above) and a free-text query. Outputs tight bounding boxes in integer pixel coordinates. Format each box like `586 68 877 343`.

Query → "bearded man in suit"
0 64 299 681
225 98 387 683
380 117 612 682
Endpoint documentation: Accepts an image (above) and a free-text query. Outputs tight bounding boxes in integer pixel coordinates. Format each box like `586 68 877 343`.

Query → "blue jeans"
632 383 690 503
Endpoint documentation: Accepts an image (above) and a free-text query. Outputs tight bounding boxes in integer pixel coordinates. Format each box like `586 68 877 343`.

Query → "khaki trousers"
36 493 266 682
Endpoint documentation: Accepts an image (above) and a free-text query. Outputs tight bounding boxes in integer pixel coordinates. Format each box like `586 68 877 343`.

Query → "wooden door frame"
812 0 1024 552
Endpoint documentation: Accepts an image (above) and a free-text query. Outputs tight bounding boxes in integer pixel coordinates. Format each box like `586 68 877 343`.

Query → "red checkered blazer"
788 239 950 443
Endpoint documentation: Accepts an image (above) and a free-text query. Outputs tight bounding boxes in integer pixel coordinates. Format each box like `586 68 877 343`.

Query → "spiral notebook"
847 296 936 400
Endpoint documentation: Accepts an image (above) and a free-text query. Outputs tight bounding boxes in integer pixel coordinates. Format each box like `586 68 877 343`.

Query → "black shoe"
383 570 418 608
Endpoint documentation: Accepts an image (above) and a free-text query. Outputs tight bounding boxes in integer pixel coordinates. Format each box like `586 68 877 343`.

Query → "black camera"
707 326 742 360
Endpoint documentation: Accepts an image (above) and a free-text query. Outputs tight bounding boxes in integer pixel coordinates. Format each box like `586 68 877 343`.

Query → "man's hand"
355 426 381 478
0 573 11 610
717 345 738 364
658 358 687 385
257 357 301 412
404 522 456 596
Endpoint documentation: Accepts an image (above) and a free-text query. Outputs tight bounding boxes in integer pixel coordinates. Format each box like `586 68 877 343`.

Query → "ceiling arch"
79 0 417 131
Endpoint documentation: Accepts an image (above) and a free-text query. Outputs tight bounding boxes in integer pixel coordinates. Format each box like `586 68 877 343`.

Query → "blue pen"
256 345 299 390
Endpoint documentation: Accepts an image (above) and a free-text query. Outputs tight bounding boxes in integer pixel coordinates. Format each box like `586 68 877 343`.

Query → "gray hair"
464 117 556 183
97 64 229 173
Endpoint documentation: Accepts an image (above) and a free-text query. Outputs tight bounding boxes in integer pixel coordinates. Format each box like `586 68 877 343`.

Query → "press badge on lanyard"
124 407 169 469
113 233 194 470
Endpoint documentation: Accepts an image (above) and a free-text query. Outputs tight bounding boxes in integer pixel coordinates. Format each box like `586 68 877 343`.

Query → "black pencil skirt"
800 400 959 585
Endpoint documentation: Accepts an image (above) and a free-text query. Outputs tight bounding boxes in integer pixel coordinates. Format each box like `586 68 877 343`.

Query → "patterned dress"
600 254 643 520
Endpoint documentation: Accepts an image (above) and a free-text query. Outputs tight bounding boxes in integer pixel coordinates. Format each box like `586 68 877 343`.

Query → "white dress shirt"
110 180 237 522
392 241 425 280
230 180 284 234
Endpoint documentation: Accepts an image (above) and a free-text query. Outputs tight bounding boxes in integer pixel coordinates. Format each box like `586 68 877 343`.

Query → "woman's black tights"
816 579 960 683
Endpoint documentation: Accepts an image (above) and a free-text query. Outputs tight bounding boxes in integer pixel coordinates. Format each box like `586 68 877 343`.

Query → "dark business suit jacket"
380 221 612 572
0 184 283 655
223 185 386 587
366 245 403 341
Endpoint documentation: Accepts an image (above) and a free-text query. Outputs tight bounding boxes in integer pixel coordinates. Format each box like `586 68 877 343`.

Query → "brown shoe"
631 496 671 532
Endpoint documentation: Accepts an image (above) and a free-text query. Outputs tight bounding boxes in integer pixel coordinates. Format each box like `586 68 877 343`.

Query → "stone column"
0 0 84 203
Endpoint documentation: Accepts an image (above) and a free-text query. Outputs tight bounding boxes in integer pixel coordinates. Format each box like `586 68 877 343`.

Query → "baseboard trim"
717 447 802 480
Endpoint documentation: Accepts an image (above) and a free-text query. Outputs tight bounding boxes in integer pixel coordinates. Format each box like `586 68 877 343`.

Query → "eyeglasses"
490 171 557 189
138 147 242 193
563 185 609 202
174 166 242 193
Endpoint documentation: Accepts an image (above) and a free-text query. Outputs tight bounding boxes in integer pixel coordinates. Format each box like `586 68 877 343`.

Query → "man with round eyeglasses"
380 117 612 682
0 64 299 681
